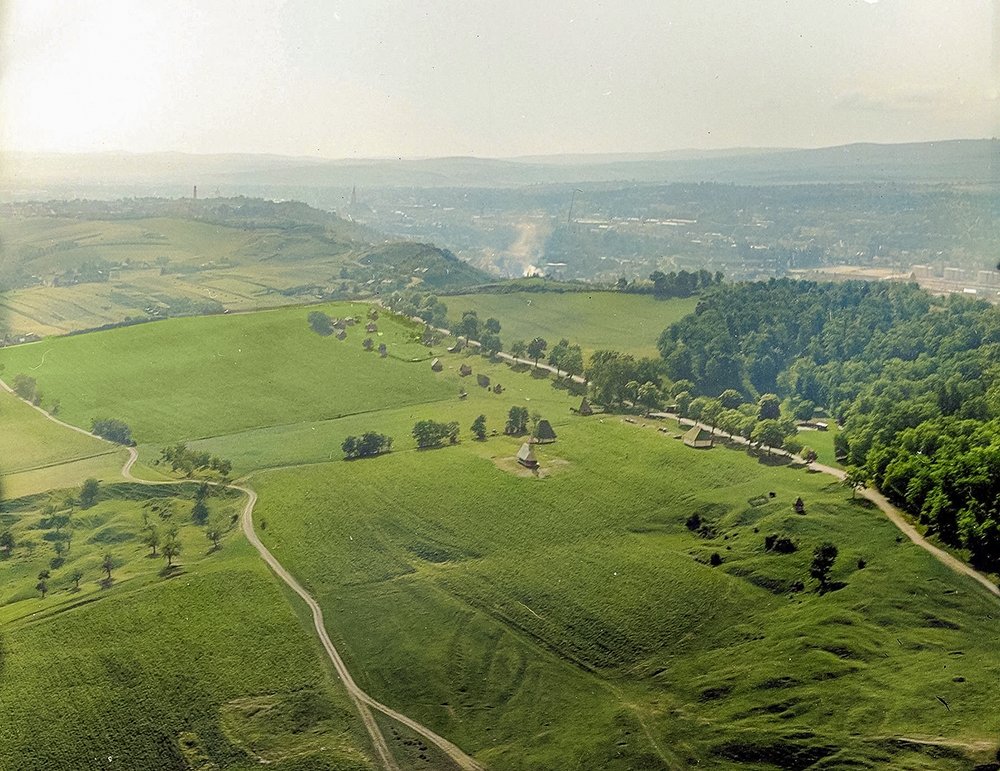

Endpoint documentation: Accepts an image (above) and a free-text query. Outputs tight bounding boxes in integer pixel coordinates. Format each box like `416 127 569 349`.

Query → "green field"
0 302 451 445
0 201 487 337
4 303 1000 769
0 481 378 770
444 291 697 358
247 417 1000 768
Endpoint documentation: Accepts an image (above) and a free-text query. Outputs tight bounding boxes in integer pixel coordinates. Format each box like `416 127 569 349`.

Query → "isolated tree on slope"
102 553 115 582
471 415 488 441
79 478 100 509
163 537 181 568
810 543 838 593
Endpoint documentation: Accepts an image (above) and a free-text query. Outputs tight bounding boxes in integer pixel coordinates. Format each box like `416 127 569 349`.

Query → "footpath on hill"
637 414 1000 601
0 376 485 771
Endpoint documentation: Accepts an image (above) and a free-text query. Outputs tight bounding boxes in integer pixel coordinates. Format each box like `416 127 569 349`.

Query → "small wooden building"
378 343 387 358
532 419 557 444
460 364 473 377
578 398 593 416
477 373 491 388
794 497 805 514
335 329 347 340
431 358 443 372
682 426 713 449
517 442 539 469
365 322 378 333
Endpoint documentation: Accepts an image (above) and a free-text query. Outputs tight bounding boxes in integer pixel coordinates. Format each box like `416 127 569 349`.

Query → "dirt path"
3 378 484 771
808 461 1000 600
664 417 1000 602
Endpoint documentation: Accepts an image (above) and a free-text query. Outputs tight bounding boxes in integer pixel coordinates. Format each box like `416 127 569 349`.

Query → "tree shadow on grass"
751 452 793 467
159 564 184 578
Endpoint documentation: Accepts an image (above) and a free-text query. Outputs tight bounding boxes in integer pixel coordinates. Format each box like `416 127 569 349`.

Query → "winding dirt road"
3 378 484 771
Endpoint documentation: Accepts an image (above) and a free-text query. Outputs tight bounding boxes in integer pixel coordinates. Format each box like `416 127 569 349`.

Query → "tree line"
654 278 1000 570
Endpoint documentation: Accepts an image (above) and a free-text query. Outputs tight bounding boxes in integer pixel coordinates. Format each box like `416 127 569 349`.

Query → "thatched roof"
683 426 713 447
431 358 443 371
579 398 593 415
532 419 557 443
459 364 473 376
517 442 538 467
335 330 347 340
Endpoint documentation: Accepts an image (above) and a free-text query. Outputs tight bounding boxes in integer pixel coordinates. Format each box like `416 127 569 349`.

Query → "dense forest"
657 279 1000 570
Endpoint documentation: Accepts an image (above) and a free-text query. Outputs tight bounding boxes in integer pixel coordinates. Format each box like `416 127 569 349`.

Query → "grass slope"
445 291 698 358
0 483 376 770
0 388 112 474
7 302 1000 769
251 418 1000 769
0 200 489 336
0 302 452 445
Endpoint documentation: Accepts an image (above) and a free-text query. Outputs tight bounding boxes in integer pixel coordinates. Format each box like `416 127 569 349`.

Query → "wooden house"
682 426 713 448
532 419 557 444
517 443 539 469
431 358 443 372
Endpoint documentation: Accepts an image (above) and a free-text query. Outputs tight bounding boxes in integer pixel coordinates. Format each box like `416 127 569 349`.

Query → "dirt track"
671 417 1000 602
3 377 484 771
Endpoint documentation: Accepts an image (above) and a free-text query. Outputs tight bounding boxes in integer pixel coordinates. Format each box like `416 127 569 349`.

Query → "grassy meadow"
444 291 697 358
0 302 451 445
249 415 1000 769
0 481 378 770
3 302 1000 769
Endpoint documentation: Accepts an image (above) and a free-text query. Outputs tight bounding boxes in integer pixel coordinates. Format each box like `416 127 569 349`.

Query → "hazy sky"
1 0 997 158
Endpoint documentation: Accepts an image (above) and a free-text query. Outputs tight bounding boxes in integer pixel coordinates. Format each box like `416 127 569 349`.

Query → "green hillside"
0 482 377 770
3 302 999 768
0 197 489 336
0 302 451 444
444 291 698 358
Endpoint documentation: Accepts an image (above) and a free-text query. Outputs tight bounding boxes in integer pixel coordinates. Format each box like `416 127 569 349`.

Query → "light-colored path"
3 377 485 771
652 416 1000 602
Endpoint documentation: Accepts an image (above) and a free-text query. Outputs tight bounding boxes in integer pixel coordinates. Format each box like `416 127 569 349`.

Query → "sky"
0 0 997 158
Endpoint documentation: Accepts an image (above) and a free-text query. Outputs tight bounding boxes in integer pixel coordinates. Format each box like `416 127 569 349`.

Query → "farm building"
578 398 593 416
378 343 387 358
532 419 557 444
447 338 466 353
332 318 347 330
517 442 539 469
460 364 473 377
345 317 357 326
431 358 443 372
477 373 491 388
335 330 347 340
682 426 713 448
366 322 378 333
797 420 829 431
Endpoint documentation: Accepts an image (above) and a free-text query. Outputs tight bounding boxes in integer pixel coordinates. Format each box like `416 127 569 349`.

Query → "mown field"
4 302 1000 769
0 387 128 498
444 291 697 358
0 302 451 446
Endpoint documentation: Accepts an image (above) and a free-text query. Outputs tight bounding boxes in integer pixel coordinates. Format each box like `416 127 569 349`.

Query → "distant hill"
3 140 996 196
0 197 490 337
